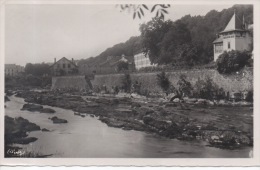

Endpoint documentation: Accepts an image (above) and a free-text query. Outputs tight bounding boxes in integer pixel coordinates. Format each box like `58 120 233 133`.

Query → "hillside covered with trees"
78 4 253 67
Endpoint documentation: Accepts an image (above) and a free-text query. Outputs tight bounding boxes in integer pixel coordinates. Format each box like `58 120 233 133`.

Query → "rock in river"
21 103 43 112
50 116 68 124
40 108 56 114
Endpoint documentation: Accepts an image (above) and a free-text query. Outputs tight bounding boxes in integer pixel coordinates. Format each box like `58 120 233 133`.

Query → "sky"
5 4 233 66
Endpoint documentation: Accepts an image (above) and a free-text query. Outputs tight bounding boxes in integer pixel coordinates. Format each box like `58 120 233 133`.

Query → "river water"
5 95 251 158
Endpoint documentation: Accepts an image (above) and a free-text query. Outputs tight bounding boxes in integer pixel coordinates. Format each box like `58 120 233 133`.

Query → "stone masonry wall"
91 68 253 94
52 76 89 90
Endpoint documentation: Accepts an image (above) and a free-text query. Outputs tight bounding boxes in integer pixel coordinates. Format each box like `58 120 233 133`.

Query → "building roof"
99 55 134 67
220 12 247 34
5 64 24 69
213 36 223 44
50 57 78 68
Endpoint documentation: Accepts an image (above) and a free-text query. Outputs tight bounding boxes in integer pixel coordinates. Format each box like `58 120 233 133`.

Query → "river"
5 95 252 158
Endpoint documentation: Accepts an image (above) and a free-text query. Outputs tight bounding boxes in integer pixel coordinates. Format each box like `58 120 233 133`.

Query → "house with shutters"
50 57 78 76
213 11 253 61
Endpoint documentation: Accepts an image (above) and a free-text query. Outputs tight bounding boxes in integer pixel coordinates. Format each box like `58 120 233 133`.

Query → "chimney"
54 58 56 63
72 58 74 63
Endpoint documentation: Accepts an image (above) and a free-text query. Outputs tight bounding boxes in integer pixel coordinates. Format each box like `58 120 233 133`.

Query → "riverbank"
4 116 53 157
11 89 253 150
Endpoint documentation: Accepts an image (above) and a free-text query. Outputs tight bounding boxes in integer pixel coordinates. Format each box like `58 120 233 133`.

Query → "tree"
216 50 251 74
80 5 253 69
156 71 171 95
140 17 173 64
159 20 192 65
118 4 171 20
24 63 51 76
24 63 34 75
117 61 129 72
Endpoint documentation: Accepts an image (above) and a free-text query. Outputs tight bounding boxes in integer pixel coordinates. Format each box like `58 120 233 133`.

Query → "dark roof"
213 36 223 44
99 55 134 67
220 12 248 34
50 57 78 68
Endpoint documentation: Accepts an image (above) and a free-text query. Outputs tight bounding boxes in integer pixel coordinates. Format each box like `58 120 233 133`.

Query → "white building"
5 64 24 76
134 53 157 70
213 12 253 61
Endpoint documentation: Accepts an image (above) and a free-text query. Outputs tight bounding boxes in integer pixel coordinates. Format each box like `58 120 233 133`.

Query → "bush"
216 50 251 74
193 77 220 100
121 73 132 93
177 74 193 97
245 90 253 102
156 71 171 95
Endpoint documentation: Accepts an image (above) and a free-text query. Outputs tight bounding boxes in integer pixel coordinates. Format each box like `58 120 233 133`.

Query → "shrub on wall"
121 73 132 93
193 77 220 100
156 71 175 95
177 74 193 97
216 50 251 74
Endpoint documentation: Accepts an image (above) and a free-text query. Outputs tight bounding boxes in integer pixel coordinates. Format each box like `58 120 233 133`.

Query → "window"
215 43 223 53
228 42 231 49
57 64 60 68
68 64 71 68
63 64 66 68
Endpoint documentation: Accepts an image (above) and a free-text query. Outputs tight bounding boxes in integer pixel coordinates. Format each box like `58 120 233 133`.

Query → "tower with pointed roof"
213 11 253 61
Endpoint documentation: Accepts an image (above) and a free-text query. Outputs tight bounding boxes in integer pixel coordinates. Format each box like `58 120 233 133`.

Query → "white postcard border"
0 0 260 166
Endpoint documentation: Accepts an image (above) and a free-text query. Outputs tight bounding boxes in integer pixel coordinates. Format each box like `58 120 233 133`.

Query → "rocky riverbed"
13 90 253 150
4 116 53 157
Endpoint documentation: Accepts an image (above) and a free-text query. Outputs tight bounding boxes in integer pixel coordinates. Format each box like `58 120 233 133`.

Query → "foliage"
117 61 129 72
25 63 51 76
156 71 171 95
193 77 220 100
77 36 142 68
139 18 173 64
121 73 132 93
25 74 42 87
216 50 251 74
118 4 170 20
139 5 253 66
131 81 142 94
245 90 253 102
79 5 253 71
5 74 52 89
177 75 193 97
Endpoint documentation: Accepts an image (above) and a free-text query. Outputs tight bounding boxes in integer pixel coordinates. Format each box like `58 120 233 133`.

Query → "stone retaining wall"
51 76 89 90
91 68 253 94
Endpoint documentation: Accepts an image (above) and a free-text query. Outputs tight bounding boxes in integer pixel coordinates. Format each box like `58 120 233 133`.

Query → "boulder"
167 93 176 101
5 95 10 102
143 115 172 131
40 108 56 114
50 116 68 124
42 128 50 132
116 93 131 98
130 93 146 99
87 103 100 107
184 98 197 103
196 99 207 104
12 137 38 144
131 102 141 108
21 104 43 112
172 98 180 103
164 103 177 108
